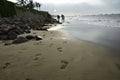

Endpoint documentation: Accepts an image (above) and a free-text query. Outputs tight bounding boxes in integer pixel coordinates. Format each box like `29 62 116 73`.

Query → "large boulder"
0 35 8 40
12 36 28 44
7 31 17 40
0 29 8 35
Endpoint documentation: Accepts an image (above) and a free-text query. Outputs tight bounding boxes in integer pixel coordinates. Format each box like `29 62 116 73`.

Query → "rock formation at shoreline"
0 8 58 45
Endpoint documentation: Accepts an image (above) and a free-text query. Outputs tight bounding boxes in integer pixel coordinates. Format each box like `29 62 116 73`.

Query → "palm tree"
35 2 41 10
17 0 28 6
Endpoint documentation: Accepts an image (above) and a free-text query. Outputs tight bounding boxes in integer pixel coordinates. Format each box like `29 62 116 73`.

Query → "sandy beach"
0 29 120 80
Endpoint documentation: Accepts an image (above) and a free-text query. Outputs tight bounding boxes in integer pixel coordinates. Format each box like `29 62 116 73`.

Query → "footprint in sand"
50 32 53 34
21 48 27 50
49 43 54 47
57 47 63 52
0 62 11 69
35 53 42 56
18 51 23 53
42 34 46 37
25 78 32 80
33 57 39 60
60 60 69 69
33 53 42 61
116 63 120 70
50 38 53 40
63 41 67 44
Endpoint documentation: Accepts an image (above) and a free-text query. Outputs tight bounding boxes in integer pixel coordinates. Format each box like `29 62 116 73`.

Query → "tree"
17 0 28 6
16 0 41 10
35 2 41 10
27 0 34 9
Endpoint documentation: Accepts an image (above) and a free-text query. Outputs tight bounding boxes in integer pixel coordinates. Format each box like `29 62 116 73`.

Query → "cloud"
8 0 120 15
41 2 120 15
103 0 120 4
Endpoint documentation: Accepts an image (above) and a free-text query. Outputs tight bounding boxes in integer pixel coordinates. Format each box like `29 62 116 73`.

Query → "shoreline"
54 21 120 52
0 29 120 80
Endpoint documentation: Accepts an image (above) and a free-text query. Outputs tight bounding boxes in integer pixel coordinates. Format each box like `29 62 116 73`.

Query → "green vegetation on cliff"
0 0 16 17
0 0 52 19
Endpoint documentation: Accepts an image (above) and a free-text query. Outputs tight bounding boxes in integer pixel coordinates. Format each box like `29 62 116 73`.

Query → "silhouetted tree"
17 0 28 6
35 2 41 10
27 0 34 9
16 0 41 10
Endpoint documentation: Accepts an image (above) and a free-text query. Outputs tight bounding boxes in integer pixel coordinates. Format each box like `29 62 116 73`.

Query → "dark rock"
0 35 8 40
12 36 28 44
35 36 43 40
8 27 23 35
0 29 8 35
36 27 42 30
25 30 31 33
18 24 29 31
7 31 17 40
26 35 35 40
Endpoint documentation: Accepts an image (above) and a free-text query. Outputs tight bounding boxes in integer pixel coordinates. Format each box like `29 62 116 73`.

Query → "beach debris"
12 36 28 44
35 36 43 40
60 60 69 69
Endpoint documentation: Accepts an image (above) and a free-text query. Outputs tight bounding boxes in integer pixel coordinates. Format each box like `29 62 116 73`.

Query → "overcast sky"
8 0 120 15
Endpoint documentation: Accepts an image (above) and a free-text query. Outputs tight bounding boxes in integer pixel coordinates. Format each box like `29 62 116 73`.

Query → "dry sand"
0 30 120 80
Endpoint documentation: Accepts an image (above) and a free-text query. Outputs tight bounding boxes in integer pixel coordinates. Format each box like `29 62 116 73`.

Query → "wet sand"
0 30 120 80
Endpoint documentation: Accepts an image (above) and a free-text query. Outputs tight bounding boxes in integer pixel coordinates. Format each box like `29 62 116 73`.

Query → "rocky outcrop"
0 6 58 45
12 36 28 44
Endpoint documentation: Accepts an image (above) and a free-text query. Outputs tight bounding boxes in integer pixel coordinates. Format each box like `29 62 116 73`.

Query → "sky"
8 0 120 15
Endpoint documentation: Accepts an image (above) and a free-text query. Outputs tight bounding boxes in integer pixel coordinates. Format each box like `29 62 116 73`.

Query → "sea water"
51 14 120 50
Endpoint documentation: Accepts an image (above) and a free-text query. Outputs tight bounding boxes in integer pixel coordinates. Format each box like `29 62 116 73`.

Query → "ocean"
50 14 120 50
